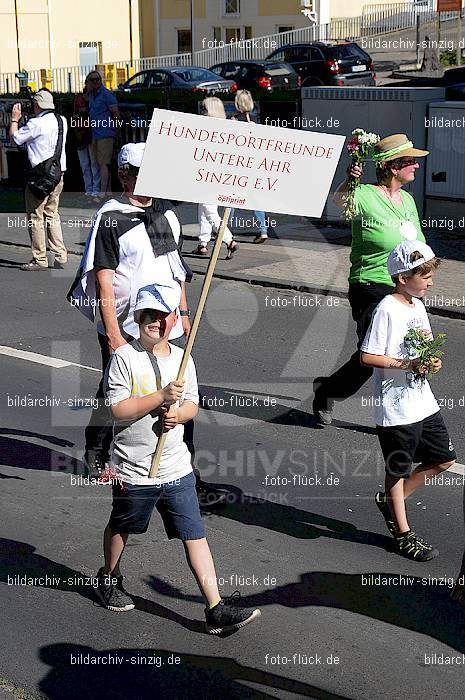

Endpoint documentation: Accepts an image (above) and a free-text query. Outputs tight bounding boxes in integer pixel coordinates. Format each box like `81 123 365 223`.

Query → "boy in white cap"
361 240 456 561
94 281 261 634
69 141 227 507
68 142 191 477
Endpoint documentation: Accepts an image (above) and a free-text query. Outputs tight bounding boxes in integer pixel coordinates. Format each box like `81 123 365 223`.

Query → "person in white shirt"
192 97 238 259
9 89 68 271
93 281 261 635
361 240 456 562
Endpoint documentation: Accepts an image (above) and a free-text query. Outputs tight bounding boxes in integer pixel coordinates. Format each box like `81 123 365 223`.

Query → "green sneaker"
393 531 439 562
375 492 396 535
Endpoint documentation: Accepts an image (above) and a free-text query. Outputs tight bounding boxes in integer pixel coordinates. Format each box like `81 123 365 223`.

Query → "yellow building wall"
0 0 141 74
330 0 389 18
159 0 206 20
140 0 156 56
50 0 138 66
0 9 20 73
258 0 300 16
18 0 46 11
18 0 49 70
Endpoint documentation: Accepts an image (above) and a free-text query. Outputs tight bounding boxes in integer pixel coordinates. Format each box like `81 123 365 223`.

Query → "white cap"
117 142 145 168
387 240 436 276
133 283 181 322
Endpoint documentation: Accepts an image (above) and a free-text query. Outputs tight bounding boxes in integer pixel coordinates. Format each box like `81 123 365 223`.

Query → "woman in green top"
313 133 429 425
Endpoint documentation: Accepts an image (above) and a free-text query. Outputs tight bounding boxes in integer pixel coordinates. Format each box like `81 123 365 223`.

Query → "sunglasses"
396 158 417 167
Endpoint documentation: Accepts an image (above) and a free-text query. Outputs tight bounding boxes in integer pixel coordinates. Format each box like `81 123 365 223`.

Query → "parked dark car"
389 66 465 100
266 42 376 87
209 60 301 95
116 66 237 98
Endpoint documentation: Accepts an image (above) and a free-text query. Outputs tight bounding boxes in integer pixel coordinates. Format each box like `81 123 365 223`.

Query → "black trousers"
319 281 393 402
84 333 112 458
85 333 196 463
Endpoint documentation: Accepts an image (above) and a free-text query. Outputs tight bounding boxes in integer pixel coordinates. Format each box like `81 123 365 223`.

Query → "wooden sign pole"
149 207 232 478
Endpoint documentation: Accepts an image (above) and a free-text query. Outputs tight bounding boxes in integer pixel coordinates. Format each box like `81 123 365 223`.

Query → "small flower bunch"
342 128 380 220
404 327 447 382
97 465 124 487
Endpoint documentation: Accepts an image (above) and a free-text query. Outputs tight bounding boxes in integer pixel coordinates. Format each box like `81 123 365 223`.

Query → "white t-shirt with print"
104 342 199 485
361 295 440 427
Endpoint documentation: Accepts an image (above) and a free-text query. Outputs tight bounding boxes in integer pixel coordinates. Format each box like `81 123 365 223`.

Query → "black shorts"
377 411 456 478
108 471 205 538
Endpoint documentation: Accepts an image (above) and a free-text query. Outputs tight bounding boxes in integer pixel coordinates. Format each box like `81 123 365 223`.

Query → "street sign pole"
190 0 195 66
416 13 421 67
457 3 463 68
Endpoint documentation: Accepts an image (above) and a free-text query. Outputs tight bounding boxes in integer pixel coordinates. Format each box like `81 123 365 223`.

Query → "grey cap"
33 89 55 110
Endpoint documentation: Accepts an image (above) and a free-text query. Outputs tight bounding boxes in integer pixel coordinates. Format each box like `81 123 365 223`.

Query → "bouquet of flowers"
341 128 380 220
404 328 447 382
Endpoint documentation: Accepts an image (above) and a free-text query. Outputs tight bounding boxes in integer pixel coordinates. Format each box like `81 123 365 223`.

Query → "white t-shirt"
104 343 199 485
13 111 67 170
90 200 187 340
361 295 439 427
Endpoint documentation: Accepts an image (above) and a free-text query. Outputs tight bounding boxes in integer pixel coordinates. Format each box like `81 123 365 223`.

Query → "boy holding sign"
94 282 261 634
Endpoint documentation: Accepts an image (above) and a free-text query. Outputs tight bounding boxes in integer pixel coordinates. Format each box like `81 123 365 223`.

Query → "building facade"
0 0 141 73
140 0 394 57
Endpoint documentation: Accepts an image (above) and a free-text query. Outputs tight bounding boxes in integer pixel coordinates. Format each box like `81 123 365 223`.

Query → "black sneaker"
94 567 135 611
84 450 106 479
196 480 228 508
375 492 396 535
312 377 334 426
393 531 439 562
53 259 67 269
205 592 261 634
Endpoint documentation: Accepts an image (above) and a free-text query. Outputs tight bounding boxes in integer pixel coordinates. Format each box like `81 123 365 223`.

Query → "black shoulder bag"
26 113 64 199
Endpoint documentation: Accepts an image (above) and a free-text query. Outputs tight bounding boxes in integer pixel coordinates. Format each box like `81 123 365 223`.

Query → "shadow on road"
199 385 377 435
0 257 25 268
37 643 348 700
0 538 96 603
147 569 465 655
0 538 202 633
0 431 81 474
199 483 390 549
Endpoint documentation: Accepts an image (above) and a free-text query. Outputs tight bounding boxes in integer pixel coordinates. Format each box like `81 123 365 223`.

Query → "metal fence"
1 0 463 94
362 0 461 30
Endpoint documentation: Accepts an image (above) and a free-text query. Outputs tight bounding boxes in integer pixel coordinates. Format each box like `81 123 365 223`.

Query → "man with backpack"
9 88 68 271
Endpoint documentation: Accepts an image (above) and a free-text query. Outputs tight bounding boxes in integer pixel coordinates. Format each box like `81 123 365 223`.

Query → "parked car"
389 66 465 99
209 60 301 95
116 66 237 98
266 42 376 87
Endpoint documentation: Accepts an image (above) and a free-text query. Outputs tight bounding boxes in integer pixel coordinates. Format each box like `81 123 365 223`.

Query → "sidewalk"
1 197 465 320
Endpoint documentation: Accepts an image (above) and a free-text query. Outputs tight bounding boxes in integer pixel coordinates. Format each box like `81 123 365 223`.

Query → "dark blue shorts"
108 471 205 539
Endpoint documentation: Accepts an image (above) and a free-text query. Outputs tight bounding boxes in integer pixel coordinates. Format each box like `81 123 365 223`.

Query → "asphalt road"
1 243 465 700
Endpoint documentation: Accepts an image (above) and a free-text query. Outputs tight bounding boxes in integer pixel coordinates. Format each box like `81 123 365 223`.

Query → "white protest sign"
135 108 345 217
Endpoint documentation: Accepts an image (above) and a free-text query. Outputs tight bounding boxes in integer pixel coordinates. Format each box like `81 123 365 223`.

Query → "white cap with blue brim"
133 283 181 323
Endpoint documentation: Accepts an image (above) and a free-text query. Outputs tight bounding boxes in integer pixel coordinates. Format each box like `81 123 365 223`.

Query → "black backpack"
26 112 64 199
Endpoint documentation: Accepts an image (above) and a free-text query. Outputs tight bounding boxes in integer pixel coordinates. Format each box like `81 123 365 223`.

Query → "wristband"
11 120 19 124
179 309 190 317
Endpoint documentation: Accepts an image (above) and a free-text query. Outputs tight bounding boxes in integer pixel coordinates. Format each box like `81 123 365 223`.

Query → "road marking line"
449 462 465 476
0 346 463 466
0 346 100 372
